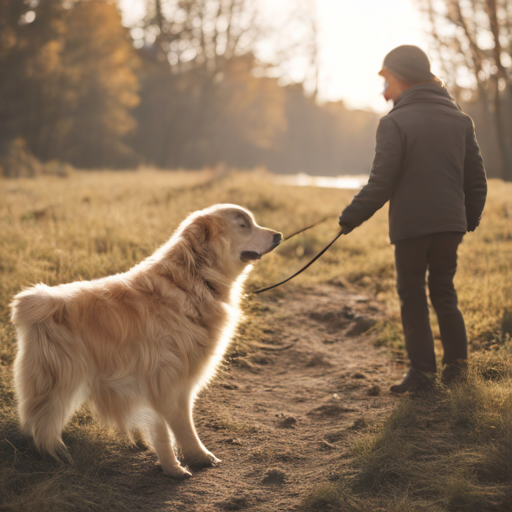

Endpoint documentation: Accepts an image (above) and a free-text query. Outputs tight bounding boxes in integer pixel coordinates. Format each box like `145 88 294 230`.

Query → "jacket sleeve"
339 116 403 232
464 120 487 232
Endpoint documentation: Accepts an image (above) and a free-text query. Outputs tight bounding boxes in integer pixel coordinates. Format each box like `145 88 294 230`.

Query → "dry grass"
1 170 511 511
303 346 512 512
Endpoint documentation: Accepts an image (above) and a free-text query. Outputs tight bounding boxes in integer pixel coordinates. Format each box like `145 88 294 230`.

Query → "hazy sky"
119 0 431 113
314 0 430 112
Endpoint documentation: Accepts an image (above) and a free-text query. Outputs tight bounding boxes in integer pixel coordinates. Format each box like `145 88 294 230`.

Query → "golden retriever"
11 204 281 478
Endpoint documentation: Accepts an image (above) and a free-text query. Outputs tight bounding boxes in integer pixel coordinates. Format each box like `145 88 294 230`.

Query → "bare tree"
130 0 321 168
139 0 320 94
416 0 512 180
141 0 261 75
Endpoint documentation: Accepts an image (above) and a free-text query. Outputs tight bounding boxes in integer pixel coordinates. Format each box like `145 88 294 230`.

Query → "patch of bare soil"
119 285 405 511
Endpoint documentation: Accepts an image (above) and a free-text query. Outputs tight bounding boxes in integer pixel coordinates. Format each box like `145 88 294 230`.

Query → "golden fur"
11 204 281 478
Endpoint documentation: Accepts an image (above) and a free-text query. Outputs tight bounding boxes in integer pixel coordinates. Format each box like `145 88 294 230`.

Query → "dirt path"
122 285 405 511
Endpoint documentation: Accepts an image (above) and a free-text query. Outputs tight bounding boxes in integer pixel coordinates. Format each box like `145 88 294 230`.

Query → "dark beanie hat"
379 45 435 84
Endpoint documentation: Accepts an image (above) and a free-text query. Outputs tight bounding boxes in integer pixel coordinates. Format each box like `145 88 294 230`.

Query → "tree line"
1 0 511 179
0 0 377 175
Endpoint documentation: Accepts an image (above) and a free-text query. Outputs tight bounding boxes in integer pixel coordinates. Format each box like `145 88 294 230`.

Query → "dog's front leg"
166 394 221 468
150 415 192 478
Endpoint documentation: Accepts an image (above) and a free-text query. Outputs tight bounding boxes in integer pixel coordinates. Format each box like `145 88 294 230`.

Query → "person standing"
338 45 487 394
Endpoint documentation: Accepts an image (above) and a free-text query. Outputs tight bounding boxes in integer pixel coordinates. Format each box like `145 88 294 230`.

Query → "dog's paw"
162 464 192 479
184 450 221 468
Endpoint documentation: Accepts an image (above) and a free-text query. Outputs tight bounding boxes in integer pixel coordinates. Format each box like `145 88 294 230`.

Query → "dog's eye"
240 224 247 228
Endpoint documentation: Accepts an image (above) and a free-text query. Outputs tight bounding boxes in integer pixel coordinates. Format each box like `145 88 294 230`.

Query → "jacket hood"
391 83 460 112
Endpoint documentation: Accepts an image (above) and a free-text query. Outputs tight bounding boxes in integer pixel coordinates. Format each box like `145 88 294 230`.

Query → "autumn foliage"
0 0 378 174
0 0 139 167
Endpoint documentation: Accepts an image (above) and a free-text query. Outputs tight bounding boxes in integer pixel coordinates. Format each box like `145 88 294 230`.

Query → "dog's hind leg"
14 325 86 462
165 392 220 468
149 414 192 478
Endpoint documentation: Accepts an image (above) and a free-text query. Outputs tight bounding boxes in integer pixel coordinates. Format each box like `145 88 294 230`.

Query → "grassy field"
1 170 511 511
305 348 512 511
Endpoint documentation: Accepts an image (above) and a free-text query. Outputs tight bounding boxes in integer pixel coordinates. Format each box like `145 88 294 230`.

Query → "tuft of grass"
373 317 404 352
303 345 512 512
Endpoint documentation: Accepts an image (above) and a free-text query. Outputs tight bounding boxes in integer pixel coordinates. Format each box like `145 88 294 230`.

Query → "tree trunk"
493 82 512 181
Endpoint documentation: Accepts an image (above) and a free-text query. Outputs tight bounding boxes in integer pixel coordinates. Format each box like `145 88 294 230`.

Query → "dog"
11 204 282 478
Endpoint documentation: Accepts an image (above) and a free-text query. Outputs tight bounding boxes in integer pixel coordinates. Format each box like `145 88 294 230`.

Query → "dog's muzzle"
240 233 283 262
240 233 282 263
263 233 283 254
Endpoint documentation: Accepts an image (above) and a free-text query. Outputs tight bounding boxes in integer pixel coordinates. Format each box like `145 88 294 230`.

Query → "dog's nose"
273 233 283 244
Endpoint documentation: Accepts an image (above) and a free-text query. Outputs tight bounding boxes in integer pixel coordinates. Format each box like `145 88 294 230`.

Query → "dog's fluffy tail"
11 284 65 329
12 285 84 461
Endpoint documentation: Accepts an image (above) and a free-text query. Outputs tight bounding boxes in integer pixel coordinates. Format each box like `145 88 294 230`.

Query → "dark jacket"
339 83 487 243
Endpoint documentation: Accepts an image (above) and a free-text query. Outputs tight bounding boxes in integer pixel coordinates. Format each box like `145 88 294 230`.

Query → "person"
338 45 487 394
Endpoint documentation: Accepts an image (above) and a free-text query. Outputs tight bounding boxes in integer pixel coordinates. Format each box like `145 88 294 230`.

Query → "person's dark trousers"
394 232 468 373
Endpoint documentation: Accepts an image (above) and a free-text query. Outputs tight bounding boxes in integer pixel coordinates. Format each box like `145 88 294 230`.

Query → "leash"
252 216 343 295
281 216 334 241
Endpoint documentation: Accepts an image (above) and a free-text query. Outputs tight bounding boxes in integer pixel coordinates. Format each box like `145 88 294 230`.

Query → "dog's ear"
183 215 220 248
178 214 221 271
158 214 223 284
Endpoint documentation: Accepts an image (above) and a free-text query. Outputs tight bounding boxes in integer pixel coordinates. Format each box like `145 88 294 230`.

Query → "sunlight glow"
118 0 432 113
315 0 431 112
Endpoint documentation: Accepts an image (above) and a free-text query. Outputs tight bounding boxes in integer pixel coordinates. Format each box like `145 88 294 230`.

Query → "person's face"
379 68 406 102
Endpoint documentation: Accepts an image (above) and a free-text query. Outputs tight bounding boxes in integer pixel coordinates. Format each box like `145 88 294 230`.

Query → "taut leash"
252 217 343 294
281 216 334 241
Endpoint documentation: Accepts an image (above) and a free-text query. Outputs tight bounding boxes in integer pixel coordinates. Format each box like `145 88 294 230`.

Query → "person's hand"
338 219 350 234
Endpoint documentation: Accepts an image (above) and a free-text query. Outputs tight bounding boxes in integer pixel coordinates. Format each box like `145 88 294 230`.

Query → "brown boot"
390 368 436 395
441 360 468 386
